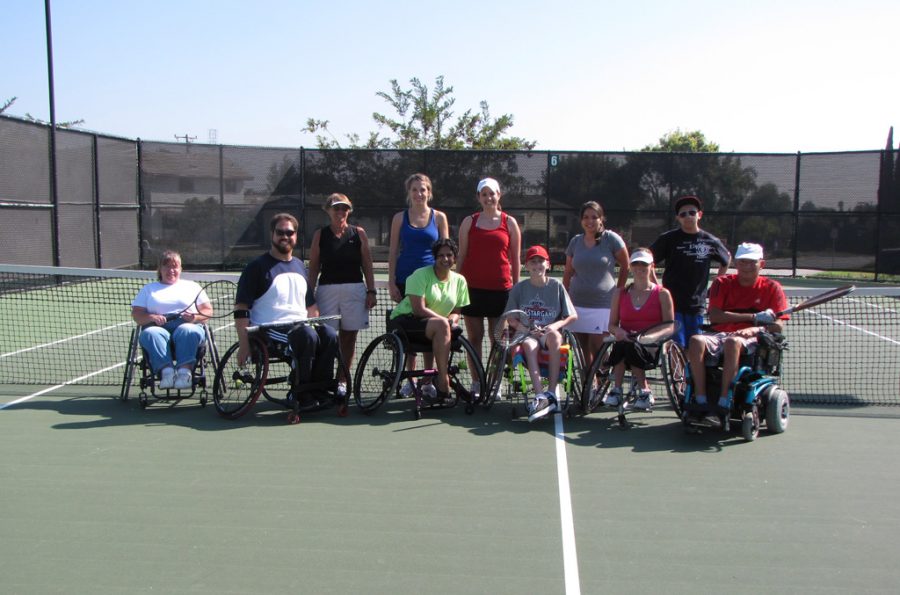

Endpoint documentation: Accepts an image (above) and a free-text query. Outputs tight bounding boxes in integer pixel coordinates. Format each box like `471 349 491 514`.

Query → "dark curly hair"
430 237 459 259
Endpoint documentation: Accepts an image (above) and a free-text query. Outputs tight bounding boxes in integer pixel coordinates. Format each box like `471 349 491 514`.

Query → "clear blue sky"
3 0 898 152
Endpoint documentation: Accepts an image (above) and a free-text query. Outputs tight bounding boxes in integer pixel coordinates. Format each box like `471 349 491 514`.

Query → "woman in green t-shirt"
390 238 470 402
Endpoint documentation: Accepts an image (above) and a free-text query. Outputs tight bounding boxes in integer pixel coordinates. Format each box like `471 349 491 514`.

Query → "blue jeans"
674 312 705 348
287 324 339 386
139 320 206 373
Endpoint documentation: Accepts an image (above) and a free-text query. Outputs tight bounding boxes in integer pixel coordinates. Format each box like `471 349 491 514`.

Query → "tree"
0 96 84 128
641 129 720 153
304 76 536 150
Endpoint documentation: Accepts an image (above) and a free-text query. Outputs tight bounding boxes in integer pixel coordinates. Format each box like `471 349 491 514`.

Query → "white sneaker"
470 381 481 397
634 389 654 411
174 368 193 390
337 382 347 397
158 367 175 389
399 381 414 398
603 387 623 407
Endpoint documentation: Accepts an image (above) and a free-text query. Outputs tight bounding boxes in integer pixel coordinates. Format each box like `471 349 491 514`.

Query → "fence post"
545 151 552 251
91 133 101 267
299 147 306 261
218 145 225 270
791 151 801 277
137 139 146 268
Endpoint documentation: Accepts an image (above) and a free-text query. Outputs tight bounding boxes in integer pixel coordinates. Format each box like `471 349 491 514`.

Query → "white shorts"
568 306 610 335
315 282 369 331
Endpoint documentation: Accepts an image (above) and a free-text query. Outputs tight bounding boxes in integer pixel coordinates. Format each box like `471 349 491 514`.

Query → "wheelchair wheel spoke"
213 337 266 419
354 333 401 413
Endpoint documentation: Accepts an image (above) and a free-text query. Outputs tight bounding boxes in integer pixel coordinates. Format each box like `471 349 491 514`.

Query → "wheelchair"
353 312 485 420
482 328 584 420
119 322 220 409
212 319 351 424
680 330 790 441
578 326 685 427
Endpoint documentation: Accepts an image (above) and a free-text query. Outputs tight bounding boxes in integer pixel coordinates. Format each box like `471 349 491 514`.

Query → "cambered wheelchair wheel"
581 340 613 415
562 330 584 416
482 343 508 411
660 340 686 419
448 336 485 414
354 333 402 413
119 327 140 402
213 336 268 419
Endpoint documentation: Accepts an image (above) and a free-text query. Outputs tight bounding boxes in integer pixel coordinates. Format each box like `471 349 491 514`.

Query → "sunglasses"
677 210 698 218
274 228 296 237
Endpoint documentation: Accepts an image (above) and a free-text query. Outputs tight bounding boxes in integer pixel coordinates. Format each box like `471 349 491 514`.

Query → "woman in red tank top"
457 178 522 385
603 248 675 410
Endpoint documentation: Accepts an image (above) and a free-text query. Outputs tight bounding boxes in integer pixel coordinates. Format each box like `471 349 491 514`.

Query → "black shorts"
607 341 659 370
461 288 510 318
388 314 429 343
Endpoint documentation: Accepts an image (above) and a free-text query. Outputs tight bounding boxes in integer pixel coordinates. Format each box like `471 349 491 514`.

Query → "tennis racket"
165 280 237 321
492 309 538 349
247 314 341 334
775 285 855 316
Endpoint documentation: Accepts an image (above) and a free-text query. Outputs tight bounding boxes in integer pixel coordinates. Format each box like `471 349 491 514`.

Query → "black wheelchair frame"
119 323 220 409
578 333 686 427
212 320 350 424
353 314 485 420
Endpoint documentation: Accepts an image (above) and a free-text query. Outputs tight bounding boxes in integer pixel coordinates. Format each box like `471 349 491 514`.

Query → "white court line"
554 413 581 595
0 321 131 359
0 361 125 410
806 310 900 346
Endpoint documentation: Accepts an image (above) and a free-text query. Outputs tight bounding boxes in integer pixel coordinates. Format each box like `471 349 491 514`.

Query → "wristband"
233 309 250 320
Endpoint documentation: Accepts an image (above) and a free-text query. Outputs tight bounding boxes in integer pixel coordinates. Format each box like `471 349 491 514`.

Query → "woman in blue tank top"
388 173 449 303
388 173 449 398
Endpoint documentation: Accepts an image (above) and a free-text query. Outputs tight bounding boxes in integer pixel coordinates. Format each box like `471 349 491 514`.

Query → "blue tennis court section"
2 264 900 593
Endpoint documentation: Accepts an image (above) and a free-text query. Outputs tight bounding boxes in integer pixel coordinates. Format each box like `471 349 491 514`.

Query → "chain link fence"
3 114 899 276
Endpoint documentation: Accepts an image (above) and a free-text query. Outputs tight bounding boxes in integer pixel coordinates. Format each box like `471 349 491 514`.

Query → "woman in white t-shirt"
131 251 213 390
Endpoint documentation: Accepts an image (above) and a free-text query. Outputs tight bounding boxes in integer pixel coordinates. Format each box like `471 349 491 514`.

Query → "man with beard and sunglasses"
234 213 339 404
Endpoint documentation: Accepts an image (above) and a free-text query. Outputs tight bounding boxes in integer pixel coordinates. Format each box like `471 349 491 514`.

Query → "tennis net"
1 264 898 406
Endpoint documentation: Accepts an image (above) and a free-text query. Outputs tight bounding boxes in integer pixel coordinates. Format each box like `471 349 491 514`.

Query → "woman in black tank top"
308 194 376 391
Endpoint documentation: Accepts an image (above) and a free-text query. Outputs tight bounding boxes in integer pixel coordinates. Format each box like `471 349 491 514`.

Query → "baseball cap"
476 178 501 194
525 245 550 261
629 249 654 265
674 195 702 213
734 242 764 261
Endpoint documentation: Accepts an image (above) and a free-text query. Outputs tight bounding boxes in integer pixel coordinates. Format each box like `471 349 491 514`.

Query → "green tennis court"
2 265 900 592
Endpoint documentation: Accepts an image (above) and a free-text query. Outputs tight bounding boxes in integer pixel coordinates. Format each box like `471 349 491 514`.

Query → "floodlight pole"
45 0 61 267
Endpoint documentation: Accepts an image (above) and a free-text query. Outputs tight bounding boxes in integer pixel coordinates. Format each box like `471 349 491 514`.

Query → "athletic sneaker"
634 389 654 411
399 380 414 398
158 367 175 389
174 368 193 390
528 392 557 422
336 382 347 398
602 386 623 408
470 381 481 398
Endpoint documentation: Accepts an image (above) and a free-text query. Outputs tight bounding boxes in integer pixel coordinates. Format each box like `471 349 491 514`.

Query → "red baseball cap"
525 245 550 261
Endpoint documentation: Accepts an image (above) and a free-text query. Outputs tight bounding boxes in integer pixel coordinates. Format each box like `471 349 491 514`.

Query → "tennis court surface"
2 264 900 593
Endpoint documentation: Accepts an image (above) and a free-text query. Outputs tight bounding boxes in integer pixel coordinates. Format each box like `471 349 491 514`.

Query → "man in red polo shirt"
686 242 789 425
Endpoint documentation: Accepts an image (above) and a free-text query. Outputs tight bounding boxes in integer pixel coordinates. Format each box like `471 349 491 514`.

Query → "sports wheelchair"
212 318 350 424
119 322 220 409
680 330 790 441
353 313 485 420
578 324 686 427
482 328 584 420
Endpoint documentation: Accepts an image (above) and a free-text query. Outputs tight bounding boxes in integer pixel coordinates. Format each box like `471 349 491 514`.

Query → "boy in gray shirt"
505 245 577 421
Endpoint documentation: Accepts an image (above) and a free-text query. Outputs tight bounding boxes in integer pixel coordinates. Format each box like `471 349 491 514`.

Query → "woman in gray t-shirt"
563 201 629 366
